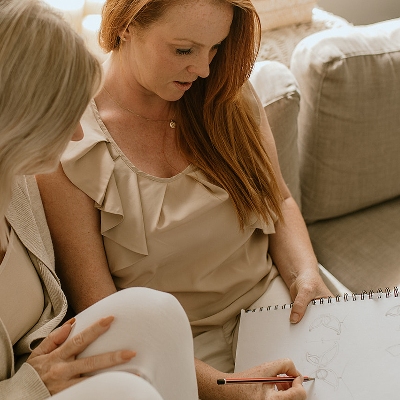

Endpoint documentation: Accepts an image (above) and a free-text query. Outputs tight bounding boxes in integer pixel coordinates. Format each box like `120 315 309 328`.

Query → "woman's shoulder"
60 101 115 204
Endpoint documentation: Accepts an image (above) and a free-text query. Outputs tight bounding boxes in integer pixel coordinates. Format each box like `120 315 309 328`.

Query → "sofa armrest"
250 60 301 207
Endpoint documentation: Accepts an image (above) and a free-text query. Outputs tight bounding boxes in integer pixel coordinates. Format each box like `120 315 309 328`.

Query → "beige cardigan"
0 175 67 399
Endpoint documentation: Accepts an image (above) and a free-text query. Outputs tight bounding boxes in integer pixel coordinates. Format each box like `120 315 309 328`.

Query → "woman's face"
121 0 233 101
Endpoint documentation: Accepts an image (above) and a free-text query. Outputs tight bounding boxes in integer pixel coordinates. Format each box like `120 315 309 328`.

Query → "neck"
102 54 174 122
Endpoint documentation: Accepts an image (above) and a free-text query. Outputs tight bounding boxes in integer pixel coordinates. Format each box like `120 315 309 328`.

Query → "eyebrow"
173 38 224 48
173 39 205 47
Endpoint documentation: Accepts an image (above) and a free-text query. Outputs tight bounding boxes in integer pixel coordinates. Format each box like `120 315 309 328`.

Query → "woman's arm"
269 196 331 323
255 91 332 324
36 164 116 313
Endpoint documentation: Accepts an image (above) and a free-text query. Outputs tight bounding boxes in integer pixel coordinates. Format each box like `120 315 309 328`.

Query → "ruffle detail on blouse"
61 104 148 259
250 213 275 234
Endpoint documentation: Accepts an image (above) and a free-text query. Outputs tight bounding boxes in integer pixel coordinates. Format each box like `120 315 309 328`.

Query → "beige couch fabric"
291 18 400 223
308 196 400 293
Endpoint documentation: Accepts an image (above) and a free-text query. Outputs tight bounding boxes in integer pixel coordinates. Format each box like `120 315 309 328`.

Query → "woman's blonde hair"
100 0 283 229
0 0 103 249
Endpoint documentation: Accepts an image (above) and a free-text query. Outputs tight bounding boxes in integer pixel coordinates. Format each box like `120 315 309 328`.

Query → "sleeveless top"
0 227 44 345
61 93 279 336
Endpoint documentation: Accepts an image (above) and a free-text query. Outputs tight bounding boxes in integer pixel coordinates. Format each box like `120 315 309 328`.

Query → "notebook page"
235 292 400 399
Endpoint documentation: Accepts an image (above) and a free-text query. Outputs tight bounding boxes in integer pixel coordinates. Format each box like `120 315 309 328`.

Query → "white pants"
52 288 198 400
51 372 164 400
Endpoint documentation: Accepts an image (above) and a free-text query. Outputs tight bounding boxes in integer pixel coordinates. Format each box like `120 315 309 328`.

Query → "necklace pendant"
169 120 176 129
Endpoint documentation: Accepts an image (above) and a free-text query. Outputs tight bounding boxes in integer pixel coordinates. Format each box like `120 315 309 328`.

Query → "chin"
170 93 186 101
159 92 185 102
158 85 189 102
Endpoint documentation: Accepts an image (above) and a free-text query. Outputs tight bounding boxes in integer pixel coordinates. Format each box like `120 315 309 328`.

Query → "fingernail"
290 313 299 324
121 350 136 360
99 316 114 327
63 317 76 327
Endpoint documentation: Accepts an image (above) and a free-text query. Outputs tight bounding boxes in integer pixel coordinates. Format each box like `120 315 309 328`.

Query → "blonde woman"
36 0 342 398
0 1 198 399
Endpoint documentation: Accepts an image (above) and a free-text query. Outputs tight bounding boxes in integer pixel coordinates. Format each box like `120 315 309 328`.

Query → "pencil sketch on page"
306 341 340 389
386 304 400 356
309 314 343 335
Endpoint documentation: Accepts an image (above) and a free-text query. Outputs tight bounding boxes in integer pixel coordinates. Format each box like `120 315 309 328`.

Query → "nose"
187 53 211 78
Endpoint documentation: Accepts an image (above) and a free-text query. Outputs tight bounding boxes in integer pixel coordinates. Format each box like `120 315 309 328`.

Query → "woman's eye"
176 48 192 55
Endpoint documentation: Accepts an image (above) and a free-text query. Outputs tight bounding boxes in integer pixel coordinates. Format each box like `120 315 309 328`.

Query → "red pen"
217 376 315 385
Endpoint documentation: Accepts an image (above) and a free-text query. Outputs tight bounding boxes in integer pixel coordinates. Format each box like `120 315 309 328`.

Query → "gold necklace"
103 86 176 129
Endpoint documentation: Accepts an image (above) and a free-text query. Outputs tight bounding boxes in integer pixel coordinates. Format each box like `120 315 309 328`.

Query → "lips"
174 81 193 91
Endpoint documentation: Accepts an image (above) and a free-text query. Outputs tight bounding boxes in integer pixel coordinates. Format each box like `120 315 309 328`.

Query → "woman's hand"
225 359 306 399
197 358 307 400
26 316 136 395
289 268 333 324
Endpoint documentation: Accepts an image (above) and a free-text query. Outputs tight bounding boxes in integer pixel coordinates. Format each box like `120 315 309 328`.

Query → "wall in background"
318 0 400 24
43 0 107 62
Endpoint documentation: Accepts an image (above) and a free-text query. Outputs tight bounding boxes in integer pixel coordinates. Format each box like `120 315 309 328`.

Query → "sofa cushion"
291 18 400 222
250 60 301 206
307 195 400 293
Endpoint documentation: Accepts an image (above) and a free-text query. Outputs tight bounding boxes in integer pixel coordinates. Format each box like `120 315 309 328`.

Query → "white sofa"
250 17 400 294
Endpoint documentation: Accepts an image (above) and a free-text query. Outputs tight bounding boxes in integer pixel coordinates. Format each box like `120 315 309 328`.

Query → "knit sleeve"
0 363 50 400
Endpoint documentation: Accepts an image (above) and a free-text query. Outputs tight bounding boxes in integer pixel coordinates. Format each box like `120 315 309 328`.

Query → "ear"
118 24 131 42
119 31 128 42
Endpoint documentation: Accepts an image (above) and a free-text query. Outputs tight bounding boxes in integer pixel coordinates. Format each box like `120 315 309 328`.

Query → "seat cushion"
291 18 400 222
250 60 301 206
307 196 400 293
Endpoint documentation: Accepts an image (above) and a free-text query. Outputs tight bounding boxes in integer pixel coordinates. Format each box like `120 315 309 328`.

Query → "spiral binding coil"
244 286 399 313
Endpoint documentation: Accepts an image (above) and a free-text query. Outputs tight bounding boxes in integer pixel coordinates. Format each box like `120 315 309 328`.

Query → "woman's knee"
73 287 193 364
102 287 190 327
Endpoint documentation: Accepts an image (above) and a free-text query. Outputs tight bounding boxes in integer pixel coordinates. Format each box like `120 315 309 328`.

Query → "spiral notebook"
235 287 400 400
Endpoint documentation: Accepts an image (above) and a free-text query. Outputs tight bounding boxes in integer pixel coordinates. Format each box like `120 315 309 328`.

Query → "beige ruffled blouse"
61 99 279 336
